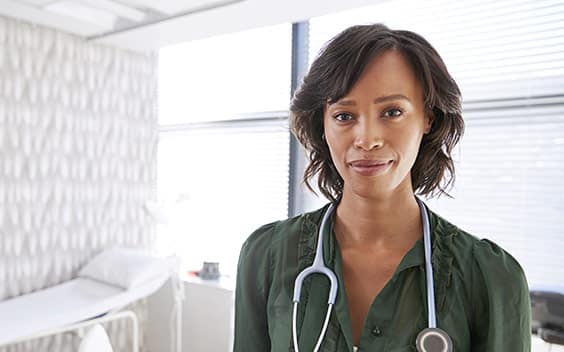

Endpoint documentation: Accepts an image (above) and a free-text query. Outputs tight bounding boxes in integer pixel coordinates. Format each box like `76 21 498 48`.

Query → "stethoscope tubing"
418 197 438 329
291 197 449 352
291 201 338 352
292 201 338 305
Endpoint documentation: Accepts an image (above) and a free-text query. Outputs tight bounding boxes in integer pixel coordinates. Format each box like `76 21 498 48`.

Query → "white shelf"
181 272 235 292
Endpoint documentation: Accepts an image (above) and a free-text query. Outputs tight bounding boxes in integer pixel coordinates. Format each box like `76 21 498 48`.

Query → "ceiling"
0 0 381 51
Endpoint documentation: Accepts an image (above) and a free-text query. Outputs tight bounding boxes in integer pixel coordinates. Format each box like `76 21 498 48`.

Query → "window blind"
157 117 290 273
426 103 564 289
307 0 564 289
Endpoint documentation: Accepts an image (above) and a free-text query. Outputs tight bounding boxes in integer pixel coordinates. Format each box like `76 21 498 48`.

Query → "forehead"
344 49 423 102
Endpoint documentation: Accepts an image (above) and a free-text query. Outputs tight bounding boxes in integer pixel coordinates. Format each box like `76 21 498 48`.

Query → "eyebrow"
331 94 412 106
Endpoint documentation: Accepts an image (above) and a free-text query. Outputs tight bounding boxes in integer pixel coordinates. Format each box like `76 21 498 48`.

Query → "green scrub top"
234 204 531 351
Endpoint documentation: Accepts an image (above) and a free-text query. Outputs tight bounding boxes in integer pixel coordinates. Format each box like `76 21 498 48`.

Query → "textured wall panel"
0 15 158 352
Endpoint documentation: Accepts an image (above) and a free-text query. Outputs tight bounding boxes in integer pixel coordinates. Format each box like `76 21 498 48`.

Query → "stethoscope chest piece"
416 327 453 352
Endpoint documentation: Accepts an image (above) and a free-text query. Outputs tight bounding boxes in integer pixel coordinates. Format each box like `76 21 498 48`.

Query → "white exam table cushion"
78 247 169 289
0 275 167 345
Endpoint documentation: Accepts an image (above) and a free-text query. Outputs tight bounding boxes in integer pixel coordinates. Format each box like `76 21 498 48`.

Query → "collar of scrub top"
291 196 452 352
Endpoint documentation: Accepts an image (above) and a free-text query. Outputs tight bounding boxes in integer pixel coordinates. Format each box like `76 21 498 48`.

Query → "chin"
348 182 395 200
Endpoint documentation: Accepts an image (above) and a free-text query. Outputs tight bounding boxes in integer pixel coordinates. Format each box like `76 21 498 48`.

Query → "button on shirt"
371 326 382 337
233 204 531 351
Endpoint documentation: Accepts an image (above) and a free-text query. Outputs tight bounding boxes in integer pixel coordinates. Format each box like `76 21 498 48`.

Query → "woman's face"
323 49 432 199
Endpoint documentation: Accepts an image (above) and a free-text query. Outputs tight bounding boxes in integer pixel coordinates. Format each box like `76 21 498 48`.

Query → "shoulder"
238 205 330 261
430 209 528 291
470 238 528 291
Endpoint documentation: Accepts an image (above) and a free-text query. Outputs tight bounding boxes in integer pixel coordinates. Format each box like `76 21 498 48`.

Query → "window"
307 0 564 289
159 24 292 125
430 102 564 288
157 24 292 273
157 119 289 272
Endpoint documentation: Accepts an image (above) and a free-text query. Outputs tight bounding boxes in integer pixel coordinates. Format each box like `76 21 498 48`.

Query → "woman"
234 24 531 351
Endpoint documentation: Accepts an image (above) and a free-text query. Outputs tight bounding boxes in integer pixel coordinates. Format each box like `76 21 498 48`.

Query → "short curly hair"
290 24 464 202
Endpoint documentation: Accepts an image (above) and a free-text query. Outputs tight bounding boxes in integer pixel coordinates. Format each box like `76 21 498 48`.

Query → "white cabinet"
147 275 234 352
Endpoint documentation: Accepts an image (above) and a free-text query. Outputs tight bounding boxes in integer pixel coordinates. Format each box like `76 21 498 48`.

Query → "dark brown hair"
290 24 464 202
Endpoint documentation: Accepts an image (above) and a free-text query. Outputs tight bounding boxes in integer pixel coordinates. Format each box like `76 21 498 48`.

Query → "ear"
424 108 434 134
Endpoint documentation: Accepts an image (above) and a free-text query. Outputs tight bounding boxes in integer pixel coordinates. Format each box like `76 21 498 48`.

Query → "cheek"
401 132 425 163
324 135 347 172
325 136 340 163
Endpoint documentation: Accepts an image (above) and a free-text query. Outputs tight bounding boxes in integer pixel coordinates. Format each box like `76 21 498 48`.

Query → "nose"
353 117 384 151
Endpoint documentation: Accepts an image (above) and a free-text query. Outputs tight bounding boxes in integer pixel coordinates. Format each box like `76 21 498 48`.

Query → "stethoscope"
291 197 453 352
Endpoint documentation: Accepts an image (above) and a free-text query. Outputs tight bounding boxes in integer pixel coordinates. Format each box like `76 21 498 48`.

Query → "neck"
334 189 422 249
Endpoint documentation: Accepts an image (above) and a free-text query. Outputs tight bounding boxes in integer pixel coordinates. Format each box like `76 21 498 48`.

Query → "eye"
383 108 404 119
334 112 353 122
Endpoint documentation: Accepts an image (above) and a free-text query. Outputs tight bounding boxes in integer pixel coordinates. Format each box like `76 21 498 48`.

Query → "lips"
349 160 391 167
349 159 393 176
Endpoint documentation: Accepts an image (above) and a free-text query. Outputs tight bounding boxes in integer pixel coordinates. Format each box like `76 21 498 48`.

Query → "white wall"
0 15 158 352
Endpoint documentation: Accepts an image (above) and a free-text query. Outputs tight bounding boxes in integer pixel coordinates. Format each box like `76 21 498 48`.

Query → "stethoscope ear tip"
415 328 453 352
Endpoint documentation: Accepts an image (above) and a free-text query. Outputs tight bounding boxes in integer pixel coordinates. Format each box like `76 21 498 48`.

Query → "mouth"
348 159 393 176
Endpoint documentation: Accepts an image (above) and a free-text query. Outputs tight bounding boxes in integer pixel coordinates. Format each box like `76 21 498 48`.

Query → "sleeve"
470 239 531 352
233 223 276 352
